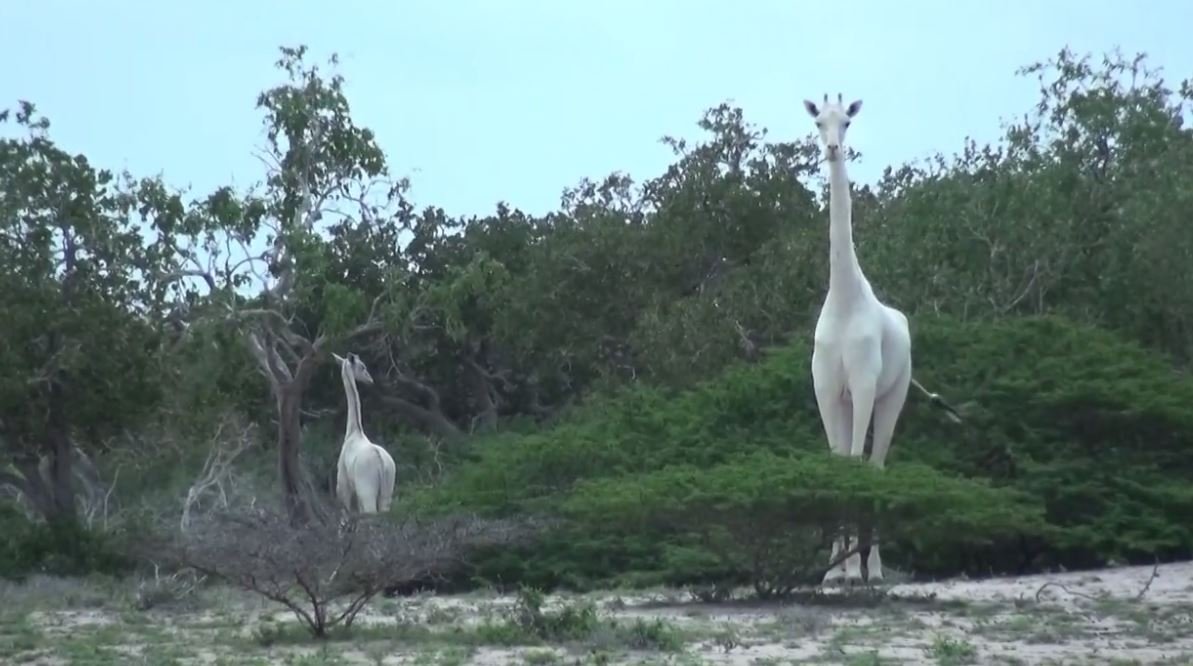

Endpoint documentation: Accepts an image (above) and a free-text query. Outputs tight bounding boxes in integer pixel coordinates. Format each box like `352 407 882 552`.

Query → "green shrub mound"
899 315 1193 570
420 315 1193 592
560 450 1041 596
0 503 128 581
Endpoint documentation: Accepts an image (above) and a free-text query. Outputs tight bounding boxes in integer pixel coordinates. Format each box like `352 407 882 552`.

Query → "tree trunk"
276 383 323 526
465 359 498 433
45 226 79 525
44 355 76 524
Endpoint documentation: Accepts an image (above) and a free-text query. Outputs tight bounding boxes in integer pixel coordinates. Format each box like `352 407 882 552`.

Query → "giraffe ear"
332 353 346 364
803 100 820 117
846 100 863 117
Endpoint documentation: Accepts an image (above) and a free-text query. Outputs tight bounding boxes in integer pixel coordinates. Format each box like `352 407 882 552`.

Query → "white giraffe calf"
333 352 396 514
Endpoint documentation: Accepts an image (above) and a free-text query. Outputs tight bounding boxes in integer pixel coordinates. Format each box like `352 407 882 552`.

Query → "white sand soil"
6 560 1193 664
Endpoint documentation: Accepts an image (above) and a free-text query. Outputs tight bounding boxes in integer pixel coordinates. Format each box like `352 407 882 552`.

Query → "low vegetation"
1 563 1191 664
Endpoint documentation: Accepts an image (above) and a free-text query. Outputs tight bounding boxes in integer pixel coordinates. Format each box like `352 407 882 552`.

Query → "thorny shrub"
170 508 535 638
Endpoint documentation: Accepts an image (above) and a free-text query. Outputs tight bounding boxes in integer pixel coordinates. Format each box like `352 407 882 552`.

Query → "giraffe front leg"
814 392 853 587
866 529 884 583
822 535 846 585
843 530 864 585
842 375 877 586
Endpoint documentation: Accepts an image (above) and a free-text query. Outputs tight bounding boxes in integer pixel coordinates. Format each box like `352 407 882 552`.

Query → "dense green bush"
896 315 1193 569
420 314 1193 592
0 502 129 581
561 450 1042 596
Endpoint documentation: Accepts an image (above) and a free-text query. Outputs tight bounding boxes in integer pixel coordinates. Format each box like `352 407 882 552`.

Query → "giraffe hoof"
821 570 846 587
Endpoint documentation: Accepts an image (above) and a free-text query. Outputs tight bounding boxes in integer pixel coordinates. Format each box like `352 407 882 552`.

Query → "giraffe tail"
910 377 964 424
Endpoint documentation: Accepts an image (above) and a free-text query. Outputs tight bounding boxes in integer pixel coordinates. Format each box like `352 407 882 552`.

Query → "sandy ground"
2 561 1192 665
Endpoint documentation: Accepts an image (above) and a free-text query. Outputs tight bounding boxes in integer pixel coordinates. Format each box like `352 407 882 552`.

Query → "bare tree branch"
998 259 1042 314
181 416 257 533
377 393 462 441
160 268 217 293
171 508 537 638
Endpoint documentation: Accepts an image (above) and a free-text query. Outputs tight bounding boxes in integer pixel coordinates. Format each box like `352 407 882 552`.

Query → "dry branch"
1133 561 1160 602
1034 580 1100 603
180 416 257 533
171 507 537 637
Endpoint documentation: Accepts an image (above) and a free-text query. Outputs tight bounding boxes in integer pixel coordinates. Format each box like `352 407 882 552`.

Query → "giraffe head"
803 93 862 162
332 352 374 385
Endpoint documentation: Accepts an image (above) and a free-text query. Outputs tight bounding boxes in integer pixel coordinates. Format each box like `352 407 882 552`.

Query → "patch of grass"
827 623 886 650
251 618 290 647
929 635 977 665
1094 598 1191 644
132 571 206 611
42 617 175 663
508 587 601 642
964 604 1108 646
0 615 42 660
286 647 341 665
186 613 243 631
474 620 532 646
1027 608 1098 644
53 633 123 663
139 643 190 666
424 605 463 625
523 648 563 665
711 625 740 652
470 589 687 654
229 594 686 658
0 574 127 613
427 646 475 666
953 601 1002 619
847 651 886 666
769 605 832 638
619 618 686 651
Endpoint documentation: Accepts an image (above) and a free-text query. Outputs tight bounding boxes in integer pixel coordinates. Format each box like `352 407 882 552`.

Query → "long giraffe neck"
827 157 866 296
341 366 365 442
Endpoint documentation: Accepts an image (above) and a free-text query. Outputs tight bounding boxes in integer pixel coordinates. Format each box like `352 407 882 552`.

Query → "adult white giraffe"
805 93 910 586
332 352 396 514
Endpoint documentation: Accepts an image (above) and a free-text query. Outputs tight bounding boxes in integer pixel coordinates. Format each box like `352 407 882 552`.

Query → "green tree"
0 102 165 524
152 46 400 524
863 48 1193 359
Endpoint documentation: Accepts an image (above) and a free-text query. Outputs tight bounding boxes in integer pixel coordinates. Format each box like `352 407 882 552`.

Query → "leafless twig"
180 416 257 533
1034 581 1101 603
1133 560 1160 602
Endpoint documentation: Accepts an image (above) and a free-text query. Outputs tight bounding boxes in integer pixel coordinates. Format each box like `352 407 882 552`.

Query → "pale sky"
2 0 1192 219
